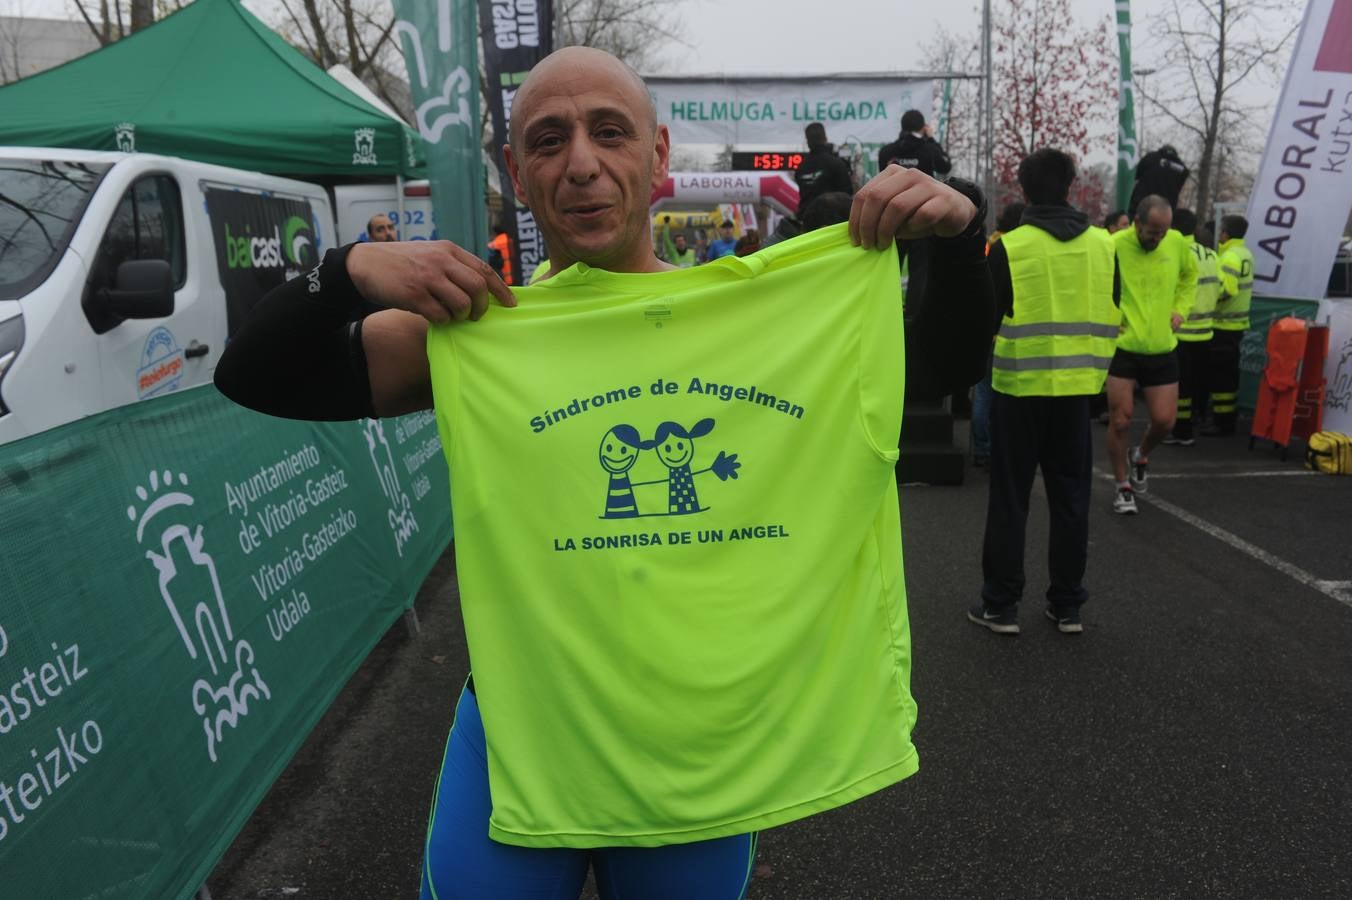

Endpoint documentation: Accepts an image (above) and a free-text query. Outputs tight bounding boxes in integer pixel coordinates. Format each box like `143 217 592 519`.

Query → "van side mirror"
99 259 175 320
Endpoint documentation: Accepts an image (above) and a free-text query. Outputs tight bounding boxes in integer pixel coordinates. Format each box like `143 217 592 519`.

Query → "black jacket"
877 133 952 179
1130 147 1189 213
987 203 1120 323
792 146 853 214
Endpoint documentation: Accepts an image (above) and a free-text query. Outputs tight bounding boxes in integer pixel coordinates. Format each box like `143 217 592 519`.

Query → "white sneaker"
1113 486 1138 515
1128 447 1149 494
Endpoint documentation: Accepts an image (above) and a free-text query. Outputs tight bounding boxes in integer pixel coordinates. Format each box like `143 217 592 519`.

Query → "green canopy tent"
0 0 425 180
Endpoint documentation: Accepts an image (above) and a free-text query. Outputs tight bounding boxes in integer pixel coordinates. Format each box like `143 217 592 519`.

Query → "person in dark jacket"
877 111 952 318
972 149 1121 636
877 110 952 179
1129 145 1189 214
793 122 854 215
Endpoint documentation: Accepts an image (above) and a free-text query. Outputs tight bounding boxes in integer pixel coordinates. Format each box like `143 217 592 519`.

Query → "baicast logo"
224 223 284 270
283 215 316 267
114 122 136 153
353 127 378 166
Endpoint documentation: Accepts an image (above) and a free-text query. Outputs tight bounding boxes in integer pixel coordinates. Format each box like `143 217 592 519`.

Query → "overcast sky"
7 0 1293 158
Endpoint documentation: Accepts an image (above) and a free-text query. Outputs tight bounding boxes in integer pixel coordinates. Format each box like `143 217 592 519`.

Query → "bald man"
366 213 396 242
217 47 993 899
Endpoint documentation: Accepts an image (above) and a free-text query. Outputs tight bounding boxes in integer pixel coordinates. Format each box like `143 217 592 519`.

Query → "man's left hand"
1171 312 1184 331
849 165 978 250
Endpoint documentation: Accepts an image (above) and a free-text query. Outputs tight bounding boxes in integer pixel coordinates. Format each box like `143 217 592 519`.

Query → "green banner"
1115 0 1138 213
0 387 452 898
393 0 487 256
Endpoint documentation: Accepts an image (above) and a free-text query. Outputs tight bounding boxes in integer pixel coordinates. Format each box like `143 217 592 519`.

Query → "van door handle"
185 343 210 359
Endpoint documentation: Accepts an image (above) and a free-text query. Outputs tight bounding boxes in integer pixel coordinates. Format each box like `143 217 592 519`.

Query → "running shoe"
1128 446 1149 493
1113 486 1138 515
967 603 1019 635
1162 434 1195 447
1045 606 1083 634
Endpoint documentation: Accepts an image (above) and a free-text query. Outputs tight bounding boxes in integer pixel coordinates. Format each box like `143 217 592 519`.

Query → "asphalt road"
210 420 1352 900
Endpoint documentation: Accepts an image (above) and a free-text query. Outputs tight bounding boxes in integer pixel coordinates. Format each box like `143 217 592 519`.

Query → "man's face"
504 48 670 272
674 234 687 253
368 215 396 243
1135 208 1172 251
720 224 733 241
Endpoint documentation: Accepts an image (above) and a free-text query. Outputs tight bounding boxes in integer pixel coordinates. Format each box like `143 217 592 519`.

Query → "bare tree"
555 0 684 70
1141 0 1300 219
919 26 981 181
919 1 1115 210
263 0 408 118
71 0 124 45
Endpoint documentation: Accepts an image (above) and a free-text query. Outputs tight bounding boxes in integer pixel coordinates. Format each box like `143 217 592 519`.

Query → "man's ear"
503 143 530 205
651 124 671 190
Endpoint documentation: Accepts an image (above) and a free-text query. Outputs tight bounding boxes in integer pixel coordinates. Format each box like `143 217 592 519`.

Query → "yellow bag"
1305 431 1352 475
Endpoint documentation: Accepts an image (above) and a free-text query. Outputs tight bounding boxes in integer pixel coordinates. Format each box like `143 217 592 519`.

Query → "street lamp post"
1132 67 1157 151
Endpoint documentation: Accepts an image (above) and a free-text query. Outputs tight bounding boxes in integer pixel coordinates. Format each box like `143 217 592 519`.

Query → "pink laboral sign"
1314 0 1352 73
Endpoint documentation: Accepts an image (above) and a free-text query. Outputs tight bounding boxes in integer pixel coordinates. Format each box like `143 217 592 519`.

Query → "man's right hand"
346 240 516 323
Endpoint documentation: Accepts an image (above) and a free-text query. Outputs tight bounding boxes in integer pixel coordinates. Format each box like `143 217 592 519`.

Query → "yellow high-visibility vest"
1216 238 1254 331
1178 237 1221 342
993 225 1120 396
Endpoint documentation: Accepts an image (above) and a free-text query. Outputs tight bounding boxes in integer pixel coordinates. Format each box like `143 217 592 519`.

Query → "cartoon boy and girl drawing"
597 418 741 519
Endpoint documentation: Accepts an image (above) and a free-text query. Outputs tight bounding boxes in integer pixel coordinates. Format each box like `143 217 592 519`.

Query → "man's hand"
1171 312 1184 331
346 240 516 323
849 165 977 250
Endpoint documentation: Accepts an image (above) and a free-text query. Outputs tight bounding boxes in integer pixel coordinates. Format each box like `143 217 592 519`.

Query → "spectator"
793 122 854 216
877 110 952 180
367 213 397 243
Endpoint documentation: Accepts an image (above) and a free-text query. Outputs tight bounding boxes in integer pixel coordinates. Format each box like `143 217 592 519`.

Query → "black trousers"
1209 329 1244 433
981 392 1092 610
1173 339 1212 439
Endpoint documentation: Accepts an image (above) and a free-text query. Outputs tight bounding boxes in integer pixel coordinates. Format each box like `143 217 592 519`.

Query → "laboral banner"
1247 0 1352 300
0 388 452 898
646 77 933 146
393 0 486 255
479 0 553 283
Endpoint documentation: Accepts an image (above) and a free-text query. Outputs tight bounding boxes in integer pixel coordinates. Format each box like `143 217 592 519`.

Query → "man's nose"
564 129 601 183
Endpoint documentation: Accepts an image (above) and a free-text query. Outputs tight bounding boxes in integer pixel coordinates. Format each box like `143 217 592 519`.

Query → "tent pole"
396 175 406 240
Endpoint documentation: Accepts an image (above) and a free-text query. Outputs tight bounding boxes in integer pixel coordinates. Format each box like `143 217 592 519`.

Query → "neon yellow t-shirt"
1114 227 1198 354
426 223 917 848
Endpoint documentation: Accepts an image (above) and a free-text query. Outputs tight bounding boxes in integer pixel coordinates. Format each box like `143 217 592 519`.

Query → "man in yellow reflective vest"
970 149 1120 636
1164 210 1220 446
1108 196 1198 514
1205 215 1254 436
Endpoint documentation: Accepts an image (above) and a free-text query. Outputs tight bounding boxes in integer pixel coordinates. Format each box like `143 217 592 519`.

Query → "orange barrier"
1250 317 1329 459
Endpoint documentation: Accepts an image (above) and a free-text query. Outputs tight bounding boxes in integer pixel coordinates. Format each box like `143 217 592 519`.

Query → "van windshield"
0 159 110 301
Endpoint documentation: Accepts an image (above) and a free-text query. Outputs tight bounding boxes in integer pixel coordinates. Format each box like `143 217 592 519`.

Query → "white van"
333 179 437 244
0 148 335 445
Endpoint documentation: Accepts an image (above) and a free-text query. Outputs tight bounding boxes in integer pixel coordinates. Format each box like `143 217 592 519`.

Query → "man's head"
1134 194 1173 251
673 232 688 253
800 191 853 232
901 109 925 134
1103 210 1129 233
719 221 734 240
1220 215 1248 243
367 214 396 242
1173 207 1197 237
996 202 1026 234
1016 148 1076 206
805 122 829 151
1195 224 1214 248
503 47 669 273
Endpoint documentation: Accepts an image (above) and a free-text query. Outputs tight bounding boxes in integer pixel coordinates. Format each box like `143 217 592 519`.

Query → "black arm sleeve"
214 245 377 421
928 139 953 177
1112 256 1122 307
904 180 995 400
